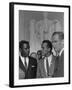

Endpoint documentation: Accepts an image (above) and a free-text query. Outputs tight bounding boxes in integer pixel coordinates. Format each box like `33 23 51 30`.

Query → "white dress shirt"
44 54 52 74
59 48 64 56
20 55 29 67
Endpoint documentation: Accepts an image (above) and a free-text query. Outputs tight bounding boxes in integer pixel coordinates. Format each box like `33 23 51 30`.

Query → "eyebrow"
23 47 29 49
52 40 58 42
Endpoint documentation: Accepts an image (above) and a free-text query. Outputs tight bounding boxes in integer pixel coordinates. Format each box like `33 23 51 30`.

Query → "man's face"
21 43 30 57
52 34 61 52
41 43 50 57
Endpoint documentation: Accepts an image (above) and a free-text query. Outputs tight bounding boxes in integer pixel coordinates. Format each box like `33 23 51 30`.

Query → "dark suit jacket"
37 55 56 78
19 56 37 79
53 51 64 77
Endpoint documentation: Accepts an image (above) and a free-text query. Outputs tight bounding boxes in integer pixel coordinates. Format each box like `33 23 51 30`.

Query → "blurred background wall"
19 10 64 53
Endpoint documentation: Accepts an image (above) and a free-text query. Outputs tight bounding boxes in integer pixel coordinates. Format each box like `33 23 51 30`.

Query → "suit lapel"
19 57 26 73
27 57 30 71
40 59 47 77
59 51 64 61
49 55 55 76
40 56 56 77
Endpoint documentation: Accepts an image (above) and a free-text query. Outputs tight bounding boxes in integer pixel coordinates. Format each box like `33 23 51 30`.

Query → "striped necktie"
24 58 27 70
46 57 49 76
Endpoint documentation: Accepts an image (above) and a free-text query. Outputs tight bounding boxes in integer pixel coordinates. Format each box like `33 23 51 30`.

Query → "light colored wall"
19 11 64 42
19 11 30 41
19 11 64 53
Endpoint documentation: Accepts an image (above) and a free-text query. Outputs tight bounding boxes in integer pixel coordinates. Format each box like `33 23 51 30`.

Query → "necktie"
46 57 49 76
24 58 27 70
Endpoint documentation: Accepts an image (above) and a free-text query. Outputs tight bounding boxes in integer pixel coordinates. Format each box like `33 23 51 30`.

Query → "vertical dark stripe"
9 2 14 87
68 6 70 84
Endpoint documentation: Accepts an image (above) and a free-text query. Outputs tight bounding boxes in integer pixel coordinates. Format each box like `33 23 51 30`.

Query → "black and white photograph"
9 2 70 87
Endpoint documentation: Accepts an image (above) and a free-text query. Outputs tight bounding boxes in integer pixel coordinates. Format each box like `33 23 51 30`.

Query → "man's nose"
52 42 55 46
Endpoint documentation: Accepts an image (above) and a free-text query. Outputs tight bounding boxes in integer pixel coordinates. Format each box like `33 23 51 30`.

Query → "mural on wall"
30 12 63 53
19 10 64 53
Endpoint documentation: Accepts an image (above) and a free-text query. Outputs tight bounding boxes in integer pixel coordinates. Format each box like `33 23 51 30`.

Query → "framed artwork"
9 2 70 87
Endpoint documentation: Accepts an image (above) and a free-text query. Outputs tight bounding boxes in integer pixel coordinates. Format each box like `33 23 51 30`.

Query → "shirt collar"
59 48 64 56
19 52 28 59
48 54 52 60
45 54 52 60
19 53 29 66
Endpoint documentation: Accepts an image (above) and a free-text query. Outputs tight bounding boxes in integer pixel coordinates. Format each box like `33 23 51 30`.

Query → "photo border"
9 2 70 88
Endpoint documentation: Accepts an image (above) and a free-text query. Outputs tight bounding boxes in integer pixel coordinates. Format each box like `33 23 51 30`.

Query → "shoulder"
60 51 64 62
52 55 56 60
29 56 36 60
29 56 37 63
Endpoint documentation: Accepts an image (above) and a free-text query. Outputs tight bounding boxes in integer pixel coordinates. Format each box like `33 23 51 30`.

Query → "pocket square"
31 65 36 67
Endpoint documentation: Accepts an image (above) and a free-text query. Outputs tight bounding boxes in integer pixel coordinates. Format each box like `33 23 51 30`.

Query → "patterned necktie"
46 57 49 76
24 58 27 70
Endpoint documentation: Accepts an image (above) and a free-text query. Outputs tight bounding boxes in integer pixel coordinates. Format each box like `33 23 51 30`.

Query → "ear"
19 48 22 53
61 40 64 45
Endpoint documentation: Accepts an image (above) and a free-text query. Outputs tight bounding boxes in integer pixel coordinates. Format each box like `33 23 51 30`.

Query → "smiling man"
37 40 56 78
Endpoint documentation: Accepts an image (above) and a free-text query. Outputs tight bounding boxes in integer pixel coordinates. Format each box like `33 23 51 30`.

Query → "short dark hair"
30 52 37 57
19 40 29 50
52 32 64 40
42 40 52 50
37 50 42 55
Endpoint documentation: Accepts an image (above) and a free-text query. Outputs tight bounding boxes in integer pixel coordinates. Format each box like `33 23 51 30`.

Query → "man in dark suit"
52 32 64 77
37 40 56 78
19 40 37 79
